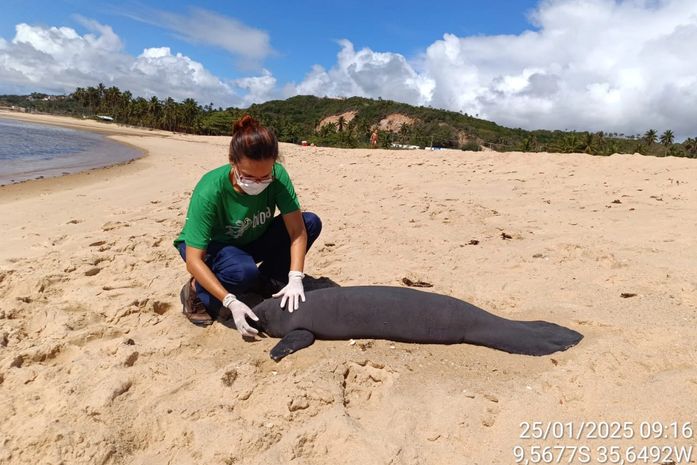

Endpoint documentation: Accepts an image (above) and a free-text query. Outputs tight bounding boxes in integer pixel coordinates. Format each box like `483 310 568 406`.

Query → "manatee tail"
270 329 316 361
466 319 584 356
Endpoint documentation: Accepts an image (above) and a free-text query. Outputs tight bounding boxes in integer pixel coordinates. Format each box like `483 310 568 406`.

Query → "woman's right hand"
186 247 259 338
224 294 259 338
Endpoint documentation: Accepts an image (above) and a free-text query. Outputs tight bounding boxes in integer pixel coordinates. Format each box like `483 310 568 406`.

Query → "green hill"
2 86 695 158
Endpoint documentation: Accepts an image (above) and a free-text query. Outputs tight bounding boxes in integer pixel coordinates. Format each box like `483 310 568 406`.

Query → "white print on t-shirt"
225 207 273 239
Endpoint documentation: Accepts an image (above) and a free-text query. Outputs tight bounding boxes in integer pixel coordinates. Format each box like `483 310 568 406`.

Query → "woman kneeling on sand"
173 115 322 336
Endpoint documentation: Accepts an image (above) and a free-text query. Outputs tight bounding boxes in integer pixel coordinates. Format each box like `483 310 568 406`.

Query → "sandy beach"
1 112 696 464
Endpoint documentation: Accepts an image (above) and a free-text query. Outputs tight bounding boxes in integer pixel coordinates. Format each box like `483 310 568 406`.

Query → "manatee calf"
245 286 583 361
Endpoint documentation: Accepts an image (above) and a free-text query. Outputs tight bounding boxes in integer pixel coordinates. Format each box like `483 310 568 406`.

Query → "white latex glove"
272 271 306 312
223 293 259 338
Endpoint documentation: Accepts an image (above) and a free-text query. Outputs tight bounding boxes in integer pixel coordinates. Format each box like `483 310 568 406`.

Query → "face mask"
234 168 272 195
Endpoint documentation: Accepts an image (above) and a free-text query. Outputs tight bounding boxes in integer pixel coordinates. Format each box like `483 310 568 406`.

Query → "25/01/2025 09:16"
519 421 694 440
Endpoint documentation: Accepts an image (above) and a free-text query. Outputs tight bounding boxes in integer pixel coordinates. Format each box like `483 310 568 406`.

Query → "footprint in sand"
37 274 69 296
340 360 395 413
587 350 628 376
101 221 129 231
84 376 133 412
287 396 310 412
288 432 325 460
17 342 64 367
481 405 500 427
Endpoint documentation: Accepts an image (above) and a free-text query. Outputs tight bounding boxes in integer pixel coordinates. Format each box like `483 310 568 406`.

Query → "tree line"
1 84 695 158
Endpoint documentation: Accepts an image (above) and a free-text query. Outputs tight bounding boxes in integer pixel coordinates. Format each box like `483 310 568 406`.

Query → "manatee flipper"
269 329 315 361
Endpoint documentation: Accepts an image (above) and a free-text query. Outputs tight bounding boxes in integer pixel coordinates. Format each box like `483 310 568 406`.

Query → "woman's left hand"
272 271 306 312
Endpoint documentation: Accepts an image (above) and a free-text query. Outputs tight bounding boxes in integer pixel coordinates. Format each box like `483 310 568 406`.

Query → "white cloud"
1 22 128 89
129 46 231 104
0 20 272 107
294 39 434 106
122 6 272 68
233 70 277 107
291 0 697 138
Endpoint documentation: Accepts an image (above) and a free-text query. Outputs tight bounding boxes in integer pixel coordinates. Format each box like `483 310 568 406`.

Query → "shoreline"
0 109 167 137
0 111 154 187
0 154 148 202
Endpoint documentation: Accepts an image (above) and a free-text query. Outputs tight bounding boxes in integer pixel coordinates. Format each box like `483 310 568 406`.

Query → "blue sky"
2 0 697 137
1 0 540 85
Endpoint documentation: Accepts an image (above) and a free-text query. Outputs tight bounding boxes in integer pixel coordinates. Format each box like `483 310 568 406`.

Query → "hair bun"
228 114 279 163
233 114 259 134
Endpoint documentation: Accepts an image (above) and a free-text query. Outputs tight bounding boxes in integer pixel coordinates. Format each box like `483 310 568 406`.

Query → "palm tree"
520 135 537 152
86 86 100 114
71 87 89 113
318 122 337 138
103 86 121 116
581 132 594 154
180 98 201 133
132 97 148 126
643 129 657 146
345 118 358 147
561 133 580 153
667 145 684 157
163 97 178 132
115 90 132 122
594 131 607 154
397 123 411 145
95 83 106 112
72 87 84 103
683 137 697 157
147 96 162 128
659 129 674 147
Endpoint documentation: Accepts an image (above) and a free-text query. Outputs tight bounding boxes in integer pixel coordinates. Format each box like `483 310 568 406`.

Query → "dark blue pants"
177 211 322 312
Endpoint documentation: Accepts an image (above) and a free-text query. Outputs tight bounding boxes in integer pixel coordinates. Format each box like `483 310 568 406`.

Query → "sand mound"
376 113 416 132
316 111 357 131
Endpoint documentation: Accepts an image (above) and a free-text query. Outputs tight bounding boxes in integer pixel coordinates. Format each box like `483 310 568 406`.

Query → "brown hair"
229 114 279 163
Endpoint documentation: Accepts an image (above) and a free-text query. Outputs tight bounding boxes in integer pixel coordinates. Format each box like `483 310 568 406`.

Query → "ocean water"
0 117 143 185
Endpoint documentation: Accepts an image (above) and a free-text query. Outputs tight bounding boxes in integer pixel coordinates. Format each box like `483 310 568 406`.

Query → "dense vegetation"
1 85 696 158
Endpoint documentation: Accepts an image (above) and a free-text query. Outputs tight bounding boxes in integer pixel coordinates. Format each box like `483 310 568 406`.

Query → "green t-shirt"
174 162 301 249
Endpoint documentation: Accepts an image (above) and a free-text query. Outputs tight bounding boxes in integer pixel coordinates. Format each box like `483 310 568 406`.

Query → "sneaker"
180 278 213 327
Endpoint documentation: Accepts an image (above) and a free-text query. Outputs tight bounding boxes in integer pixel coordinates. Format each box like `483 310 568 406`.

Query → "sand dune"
1 113 696 464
